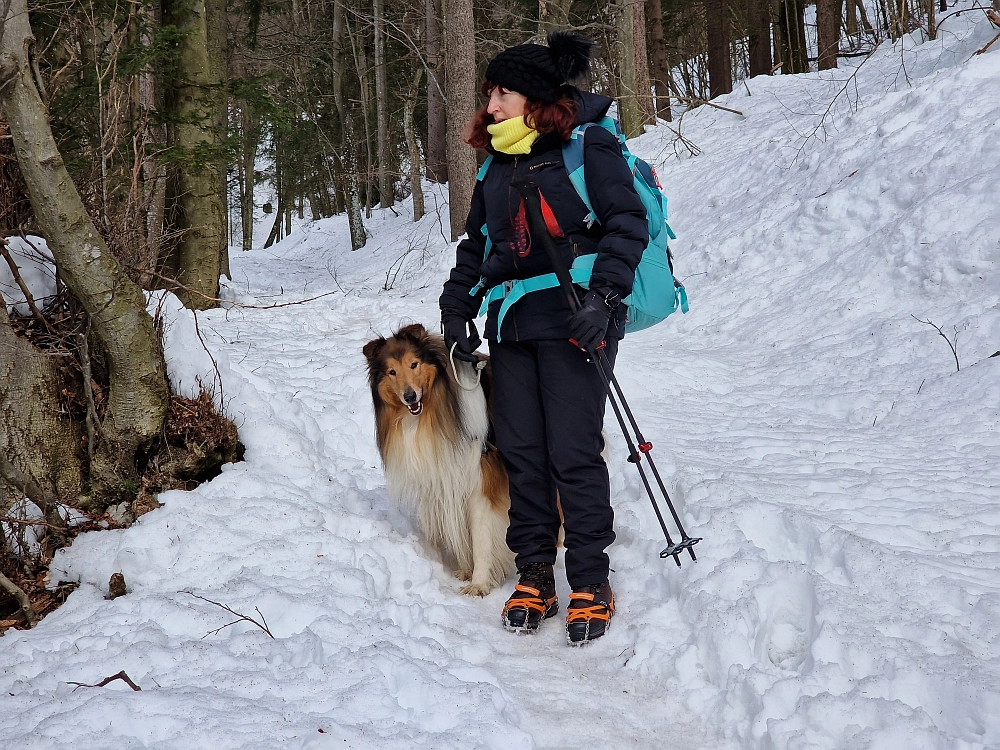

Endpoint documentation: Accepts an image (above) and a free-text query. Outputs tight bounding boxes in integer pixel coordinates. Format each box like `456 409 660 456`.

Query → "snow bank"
2 8 999 749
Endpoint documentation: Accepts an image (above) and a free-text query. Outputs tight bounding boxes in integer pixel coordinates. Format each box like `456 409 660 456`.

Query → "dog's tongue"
407 402 423 416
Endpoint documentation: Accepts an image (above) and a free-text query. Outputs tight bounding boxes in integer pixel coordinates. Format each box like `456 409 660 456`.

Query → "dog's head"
363 323 447 417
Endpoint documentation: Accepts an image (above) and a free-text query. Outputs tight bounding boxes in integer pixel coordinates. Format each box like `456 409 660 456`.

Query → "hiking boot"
501 562 558 634
566 582 614 645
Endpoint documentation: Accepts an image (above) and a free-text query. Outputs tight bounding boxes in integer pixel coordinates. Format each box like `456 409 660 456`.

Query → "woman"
439 32 647 644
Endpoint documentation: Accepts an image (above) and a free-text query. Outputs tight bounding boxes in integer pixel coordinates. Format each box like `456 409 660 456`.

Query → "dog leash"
449 342 487 391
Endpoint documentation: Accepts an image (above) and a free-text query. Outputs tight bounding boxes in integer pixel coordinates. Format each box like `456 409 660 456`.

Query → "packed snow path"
3 12 999 749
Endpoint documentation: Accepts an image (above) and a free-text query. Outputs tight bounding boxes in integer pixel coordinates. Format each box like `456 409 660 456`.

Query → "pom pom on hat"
485 31 594 103
547 31 594 82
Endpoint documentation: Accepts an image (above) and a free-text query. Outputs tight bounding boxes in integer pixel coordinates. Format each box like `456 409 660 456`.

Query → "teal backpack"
473 116 689 341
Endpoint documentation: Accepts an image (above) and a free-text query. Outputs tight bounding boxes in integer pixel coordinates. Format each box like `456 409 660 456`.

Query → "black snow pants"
490 336 618 589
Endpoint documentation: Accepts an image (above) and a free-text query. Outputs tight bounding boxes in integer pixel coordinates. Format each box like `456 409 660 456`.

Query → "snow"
3 9 1000 749
0 235 57 316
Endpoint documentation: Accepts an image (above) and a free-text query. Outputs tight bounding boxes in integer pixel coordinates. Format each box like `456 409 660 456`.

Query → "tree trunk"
925 0 936 39
632 0 655 125
239 103 259 251
425 0 448 183
705 0 733 97
646 0 672 120
332 0 366 249
162 0 228 310
403 68 426 222
615 0 643 138
444 0 477 242
748 0 774 77
817 0 842 69
374 0 394 208
858 0 875 32
846 0 859 35
777 0 808 73
538 0 575 34
0 296 84 513
0 0 170 511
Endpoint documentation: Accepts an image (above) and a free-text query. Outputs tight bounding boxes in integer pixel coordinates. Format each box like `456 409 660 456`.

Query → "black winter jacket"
439 89 648 342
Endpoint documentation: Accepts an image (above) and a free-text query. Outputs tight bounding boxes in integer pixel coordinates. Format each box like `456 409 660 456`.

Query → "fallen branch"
68 670 141 691
0 570 38 627
974 30 1000 56
0 456 65 541
183 591 274 639
913 315 960 372
144 268 338 311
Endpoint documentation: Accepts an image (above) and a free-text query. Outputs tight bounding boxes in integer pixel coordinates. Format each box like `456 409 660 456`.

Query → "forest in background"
0 0 979 627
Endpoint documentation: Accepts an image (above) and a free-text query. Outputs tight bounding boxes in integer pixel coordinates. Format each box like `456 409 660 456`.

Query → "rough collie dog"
363 323 514 596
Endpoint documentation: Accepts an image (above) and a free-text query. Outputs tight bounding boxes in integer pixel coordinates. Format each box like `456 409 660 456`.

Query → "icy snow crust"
3 13 1000 749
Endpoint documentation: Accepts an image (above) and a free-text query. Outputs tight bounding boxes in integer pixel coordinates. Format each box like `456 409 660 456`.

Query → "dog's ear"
363 337 386 365
396 323 428 344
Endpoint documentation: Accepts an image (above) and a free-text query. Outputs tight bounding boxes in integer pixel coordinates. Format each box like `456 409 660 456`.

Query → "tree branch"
913 315 960 372
184 591 274 639
0 570 37 627
68 671 141 691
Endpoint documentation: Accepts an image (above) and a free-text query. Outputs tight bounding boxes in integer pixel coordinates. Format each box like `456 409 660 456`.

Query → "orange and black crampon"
501 563 558 634
566 582 614 644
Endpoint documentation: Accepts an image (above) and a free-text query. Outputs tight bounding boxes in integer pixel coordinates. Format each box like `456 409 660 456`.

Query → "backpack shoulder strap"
476 154 494 181
562 117 623 228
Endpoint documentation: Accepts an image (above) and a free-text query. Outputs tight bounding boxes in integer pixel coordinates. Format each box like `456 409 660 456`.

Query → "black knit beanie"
485 31 594 103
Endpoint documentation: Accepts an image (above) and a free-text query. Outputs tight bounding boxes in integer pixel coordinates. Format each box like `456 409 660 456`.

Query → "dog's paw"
455 569 473 581
460 581 493 597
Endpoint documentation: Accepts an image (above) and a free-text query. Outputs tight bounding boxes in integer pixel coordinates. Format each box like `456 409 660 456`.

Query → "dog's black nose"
403 388 418 404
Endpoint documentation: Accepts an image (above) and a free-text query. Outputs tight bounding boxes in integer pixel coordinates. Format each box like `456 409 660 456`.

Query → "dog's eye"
410 361 418 369
388 369 396 376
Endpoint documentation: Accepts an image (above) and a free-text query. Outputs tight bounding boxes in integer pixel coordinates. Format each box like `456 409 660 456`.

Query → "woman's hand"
442 314 483 362
568 289 613 352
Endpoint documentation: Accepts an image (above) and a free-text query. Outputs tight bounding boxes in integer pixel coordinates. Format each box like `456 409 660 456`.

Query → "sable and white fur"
363 324 513 595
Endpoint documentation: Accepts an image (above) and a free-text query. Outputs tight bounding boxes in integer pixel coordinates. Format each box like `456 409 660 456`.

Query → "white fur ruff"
381 361 513 595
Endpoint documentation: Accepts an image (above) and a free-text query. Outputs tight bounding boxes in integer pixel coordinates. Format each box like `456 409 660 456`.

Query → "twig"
77 323 99 460
191 311 225 412
912 315 960 372
68 671 141 691
0 238 52 333
144 269 338 310
0 515 68 529
183 591 274 639
0 571 38 627
974 31 1000 56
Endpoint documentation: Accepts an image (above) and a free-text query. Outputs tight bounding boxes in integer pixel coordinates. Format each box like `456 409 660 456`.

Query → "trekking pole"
514 182 701 566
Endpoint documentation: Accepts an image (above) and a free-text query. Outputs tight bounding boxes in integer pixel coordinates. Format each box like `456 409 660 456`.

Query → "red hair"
465 79 578 151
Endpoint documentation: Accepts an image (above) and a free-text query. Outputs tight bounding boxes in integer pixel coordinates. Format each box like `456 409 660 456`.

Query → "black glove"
568 289 614 352
442 313 482 363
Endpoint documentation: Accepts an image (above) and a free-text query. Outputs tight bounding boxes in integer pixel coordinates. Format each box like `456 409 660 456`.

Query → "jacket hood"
570 88 613 126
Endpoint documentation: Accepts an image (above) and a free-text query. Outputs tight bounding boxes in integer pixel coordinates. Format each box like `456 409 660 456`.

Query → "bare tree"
374 0 394 208
747 0 773 77
817 0 843 69
646 0 673 120
425 0 448 183
161 0 229 310
0 0 169 510
615 0 644 137
402 67 426 221
332 0 367 249
444 0 477 241
706 0 733 96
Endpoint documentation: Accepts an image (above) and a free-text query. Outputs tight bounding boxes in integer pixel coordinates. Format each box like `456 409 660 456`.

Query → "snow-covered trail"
3 10 999 749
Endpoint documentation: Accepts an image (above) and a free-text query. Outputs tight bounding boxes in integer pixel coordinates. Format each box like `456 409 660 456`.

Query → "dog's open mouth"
406 401 423 416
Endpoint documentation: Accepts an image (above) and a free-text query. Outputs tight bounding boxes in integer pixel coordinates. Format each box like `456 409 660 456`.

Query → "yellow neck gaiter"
487 116 539 155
